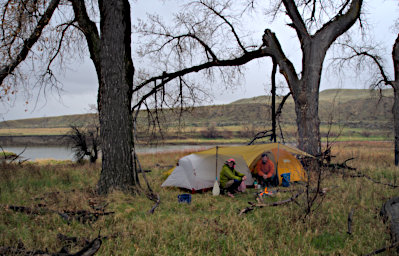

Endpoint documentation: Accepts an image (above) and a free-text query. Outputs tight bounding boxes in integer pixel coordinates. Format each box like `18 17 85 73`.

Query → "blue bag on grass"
178 194 191 204
281 173 291 187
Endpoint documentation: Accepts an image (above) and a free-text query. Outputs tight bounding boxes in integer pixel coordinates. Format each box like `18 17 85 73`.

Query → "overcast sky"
0 0 397 121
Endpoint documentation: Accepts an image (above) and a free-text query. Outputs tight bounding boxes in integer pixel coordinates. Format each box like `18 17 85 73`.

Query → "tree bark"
271 57 277 143
96 0 136 194
393 34 399 166
293 43 324 155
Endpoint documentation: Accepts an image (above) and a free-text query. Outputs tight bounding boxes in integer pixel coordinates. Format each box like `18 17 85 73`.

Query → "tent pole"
215 146 219 179
212 146 220 196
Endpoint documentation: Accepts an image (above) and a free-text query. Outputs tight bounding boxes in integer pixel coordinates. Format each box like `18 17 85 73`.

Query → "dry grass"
0 141 397 255
0 128 70 136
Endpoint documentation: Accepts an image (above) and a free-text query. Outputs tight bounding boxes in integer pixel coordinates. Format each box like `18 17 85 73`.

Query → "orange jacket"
255 159 275 178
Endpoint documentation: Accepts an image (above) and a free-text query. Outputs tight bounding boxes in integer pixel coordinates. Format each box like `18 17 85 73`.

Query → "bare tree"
135 0 363 156
69 125 99 164
335 33 399 165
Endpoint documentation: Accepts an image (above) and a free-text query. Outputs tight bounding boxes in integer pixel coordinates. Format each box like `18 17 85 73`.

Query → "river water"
2 145 214 161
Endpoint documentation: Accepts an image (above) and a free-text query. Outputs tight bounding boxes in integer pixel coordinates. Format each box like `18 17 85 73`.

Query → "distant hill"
0 113 95 129
0 88 394 131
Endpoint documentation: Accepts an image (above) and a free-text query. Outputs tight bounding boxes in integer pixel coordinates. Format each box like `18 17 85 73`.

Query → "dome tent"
162 143 311 191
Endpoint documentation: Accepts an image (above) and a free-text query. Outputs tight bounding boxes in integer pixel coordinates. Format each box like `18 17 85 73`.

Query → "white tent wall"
161 153 254 191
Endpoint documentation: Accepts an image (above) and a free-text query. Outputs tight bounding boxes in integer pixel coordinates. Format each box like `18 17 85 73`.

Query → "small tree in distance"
69 125 99 164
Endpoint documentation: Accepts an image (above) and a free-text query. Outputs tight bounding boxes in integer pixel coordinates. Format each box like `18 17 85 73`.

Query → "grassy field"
0 127 70 136
0 141 398 255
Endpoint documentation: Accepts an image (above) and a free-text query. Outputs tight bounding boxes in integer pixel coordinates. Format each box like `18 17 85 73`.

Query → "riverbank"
0 134 250 147
0 135 71 146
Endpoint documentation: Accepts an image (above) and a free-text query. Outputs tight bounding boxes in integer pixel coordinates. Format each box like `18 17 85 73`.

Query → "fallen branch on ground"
239 190 304 216
0 236 102 256
362 240 399 256
324 158 356 170
147 192 160 214
349 172 399 188
3 204 114 224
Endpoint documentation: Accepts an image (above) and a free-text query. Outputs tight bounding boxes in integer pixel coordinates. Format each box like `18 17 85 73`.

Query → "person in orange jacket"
254 153 277 187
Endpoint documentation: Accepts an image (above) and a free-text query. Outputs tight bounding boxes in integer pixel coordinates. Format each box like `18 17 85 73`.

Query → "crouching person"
220 158 247 198
255 153 277 187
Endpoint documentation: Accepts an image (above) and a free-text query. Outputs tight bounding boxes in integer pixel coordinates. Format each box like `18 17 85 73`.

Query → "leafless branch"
197 0 247 53
0 0 61 86
336 42 393 86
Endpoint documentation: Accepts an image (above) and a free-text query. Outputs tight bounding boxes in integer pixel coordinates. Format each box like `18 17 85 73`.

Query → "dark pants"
224 180 241 194
256 174 278 187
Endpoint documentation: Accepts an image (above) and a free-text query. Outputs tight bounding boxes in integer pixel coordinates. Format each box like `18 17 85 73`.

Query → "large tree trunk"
394 87 399 166
97 0 136 194
293 82 321 156
393 34 399 166
292 44 324 156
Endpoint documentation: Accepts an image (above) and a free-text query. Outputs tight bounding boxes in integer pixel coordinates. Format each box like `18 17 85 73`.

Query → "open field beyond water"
0 123 392 146
0 141 398 255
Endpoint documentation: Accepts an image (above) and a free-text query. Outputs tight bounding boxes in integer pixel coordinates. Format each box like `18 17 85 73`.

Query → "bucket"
281 173 291 187
177 194 191 204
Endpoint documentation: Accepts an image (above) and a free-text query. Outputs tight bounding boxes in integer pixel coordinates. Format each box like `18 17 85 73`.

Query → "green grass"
0 150 16 159
0 141 397 255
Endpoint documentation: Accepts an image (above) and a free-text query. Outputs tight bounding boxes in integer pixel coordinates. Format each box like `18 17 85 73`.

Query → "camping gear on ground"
178 194 191 204
162 143 311 191
212 146 220 196
281 173 291 187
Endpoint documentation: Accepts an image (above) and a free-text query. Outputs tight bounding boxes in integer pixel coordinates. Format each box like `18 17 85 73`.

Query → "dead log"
4 204 114 224
72 237 102 256
0 237 101 256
